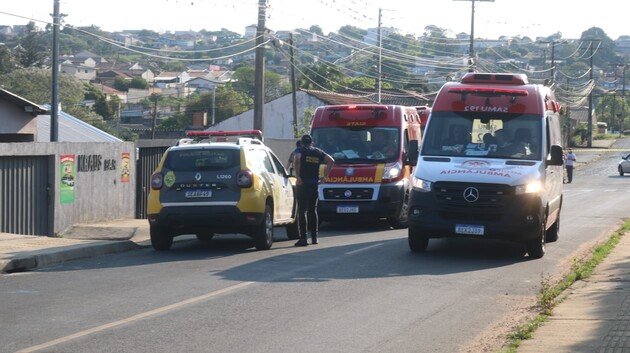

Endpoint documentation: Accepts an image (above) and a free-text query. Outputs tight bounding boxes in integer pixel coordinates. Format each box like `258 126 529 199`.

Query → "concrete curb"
0 240 144 273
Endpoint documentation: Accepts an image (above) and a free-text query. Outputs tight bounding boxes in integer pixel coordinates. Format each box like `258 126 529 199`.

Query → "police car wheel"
150 227 173 251
253 205 274 250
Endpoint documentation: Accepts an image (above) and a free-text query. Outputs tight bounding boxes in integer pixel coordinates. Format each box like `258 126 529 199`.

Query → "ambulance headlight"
515 181 542 195
411 175 432 192
382 162 401 181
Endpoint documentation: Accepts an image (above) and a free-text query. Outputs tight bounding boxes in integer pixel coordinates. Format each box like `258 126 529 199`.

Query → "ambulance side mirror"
547 145 563 166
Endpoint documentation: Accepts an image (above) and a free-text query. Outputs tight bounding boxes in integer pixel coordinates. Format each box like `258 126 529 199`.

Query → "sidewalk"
0 218 151 273
0 139 627 353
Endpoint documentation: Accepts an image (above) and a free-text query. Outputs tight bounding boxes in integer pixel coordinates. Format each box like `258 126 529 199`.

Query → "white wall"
210 91 327 139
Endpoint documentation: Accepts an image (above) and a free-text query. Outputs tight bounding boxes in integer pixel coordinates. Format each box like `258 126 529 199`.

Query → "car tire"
151 226 173 251
408 226 429 252
619 165 625 176
253 205 274 250
527 217 546 259
545 215 560 243
389 190 410 229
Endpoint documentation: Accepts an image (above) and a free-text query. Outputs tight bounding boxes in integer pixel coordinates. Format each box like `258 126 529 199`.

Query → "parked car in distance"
619 153 630 176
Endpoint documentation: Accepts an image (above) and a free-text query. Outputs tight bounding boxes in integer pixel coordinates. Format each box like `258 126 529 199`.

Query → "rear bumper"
148 206 263 235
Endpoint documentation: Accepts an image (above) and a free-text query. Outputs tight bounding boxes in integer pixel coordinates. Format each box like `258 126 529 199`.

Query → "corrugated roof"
37 106 122 142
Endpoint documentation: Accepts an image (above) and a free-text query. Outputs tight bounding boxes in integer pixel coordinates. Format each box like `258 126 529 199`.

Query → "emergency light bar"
447 87 529 97
186 130 264 141
328 105 388 119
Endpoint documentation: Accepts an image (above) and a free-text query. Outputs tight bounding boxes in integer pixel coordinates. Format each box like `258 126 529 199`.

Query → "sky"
1 0 628 41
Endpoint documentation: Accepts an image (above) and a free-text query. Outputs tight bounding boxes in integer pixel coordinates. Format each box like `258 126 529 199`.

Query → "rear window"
165 149 240 171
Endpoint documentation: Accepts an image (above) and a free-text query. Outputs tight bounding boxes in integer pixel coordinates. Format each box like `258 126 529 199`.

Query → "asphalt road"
2 140 630 353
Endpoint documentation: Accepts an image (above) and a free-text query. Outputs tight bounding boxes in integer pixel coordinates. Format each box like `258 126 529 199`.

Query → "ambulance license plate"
337 205 359 213
455 224 484 235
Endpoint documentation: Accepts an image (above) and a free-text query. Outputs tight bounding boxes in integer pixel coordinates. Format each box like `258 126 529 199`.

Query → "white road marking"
345 243 383 255
15 281 255 353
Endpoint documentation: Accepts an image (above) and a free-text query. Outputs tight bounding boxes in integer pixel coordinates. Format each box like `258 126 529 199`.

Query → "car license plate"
185 189 212 198
455 224 484 235
337 205 359 213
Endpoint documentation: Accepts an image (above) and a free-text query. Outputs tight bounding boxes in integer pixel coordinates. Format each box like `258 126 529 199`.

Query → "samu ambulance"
310 104 424 228
407 73 564 258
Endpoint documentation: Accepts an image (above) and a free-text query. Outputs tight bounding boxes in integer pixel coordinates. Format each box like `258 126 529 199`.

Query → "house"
37 106 121 142
244 25 257 38
185 77 220 94
154 71 190 89
60 63 97 82
0 88 49 142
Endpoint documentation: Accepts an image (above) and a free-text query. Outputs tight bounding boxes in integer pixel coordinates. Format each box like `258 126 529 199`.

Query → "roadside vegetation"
500 219 630 352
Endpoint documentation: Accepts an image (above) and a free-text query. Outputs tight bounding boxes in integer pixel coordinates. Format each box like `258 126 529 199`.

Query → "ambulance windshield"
311 127 400 163
420 112 542 160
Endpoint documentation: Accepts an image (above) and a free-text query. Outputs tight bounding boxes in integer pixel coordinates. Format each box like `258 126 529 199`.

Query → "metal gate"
0 155 51 235
135 142 173 219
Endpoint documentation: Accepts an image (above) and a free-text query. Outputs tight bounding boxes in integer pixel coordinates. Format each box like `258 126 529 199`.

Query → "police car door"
269 151 295 221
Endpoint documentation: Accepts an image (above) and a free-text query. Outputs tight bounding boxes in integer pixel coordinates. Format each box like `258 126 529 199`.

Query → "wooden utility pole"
453 0 494 71
50 0 61 141
253 0 267 132
289 33 298 137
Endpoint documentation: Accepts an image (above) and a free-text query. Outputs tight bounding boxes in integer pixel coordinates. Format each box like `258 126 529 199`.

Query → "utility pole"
586 40 601 148
50 0 61 141
253 0 267 132
375 8 382 103
540 40 567 85
289 33 298 137
453 0 494 71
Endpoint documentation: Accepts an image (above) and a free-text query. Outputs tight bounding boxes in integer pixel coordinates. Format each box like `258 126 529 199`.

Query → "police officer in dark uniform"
293 134 334 246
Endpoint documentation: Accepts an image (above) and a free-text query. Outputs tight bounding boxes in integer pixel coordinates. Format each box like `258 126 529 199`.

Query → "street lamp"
453 0 494 71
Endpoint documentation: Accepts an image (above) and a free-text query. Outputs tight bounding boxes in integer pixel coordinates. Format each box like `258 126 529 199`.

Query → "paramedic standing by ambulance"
293 134 334 246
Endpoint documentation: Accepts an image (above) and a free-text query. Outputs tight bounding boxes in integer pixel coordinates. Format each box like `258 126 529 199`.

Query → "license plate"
185 189 212 198
455 224 484 235
337 205 359 214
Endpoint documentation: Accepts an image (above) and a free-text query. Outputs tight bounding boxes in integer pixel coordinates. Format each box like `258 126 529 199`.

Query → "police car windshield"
420 112 543 160
165 149 240 171
311 127 400 163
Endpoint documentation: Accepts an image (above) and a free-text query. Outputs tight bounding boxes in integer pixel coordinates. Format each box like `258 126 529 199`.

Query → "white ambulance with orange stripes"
407 73 564 258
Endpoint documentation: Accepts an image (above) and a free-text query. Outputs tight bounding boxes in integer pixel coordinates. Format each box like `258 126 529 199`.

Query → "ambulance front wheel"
408 226 429 252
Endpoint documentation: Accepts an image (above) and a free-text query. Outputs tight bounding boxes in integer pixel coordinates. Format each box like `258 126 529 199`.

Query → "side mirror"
408 140 419 166
289 167 295 177
547 145 563 166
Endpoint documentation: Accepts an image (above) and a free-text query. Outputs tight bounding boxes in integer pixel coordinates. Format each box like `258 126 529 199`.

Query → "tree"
0 45 16 74
184 86 252 126
580 27 619 68
299 63 346 91
232 66 290 102
18 22 44 68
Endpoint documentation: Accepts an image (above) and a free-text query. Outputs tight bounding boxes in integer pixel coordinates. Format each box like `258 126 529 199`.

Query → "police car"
147 130 298 250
